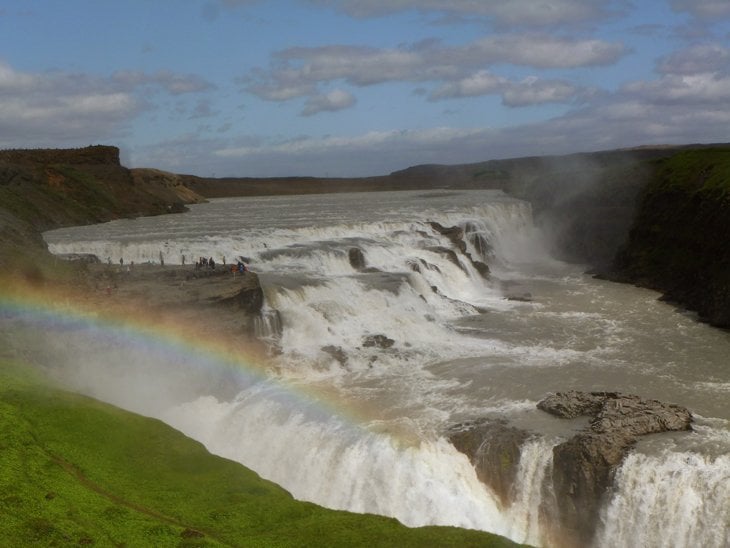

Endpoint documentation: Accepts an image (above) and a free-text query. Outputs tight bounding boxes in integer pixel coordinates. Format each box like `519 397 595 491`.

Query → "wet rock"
448 419 531 507
426 246 465 271
429 222 467 253
466 229 492 258
472 260 490 279
538 390 693 546
322 345 348 365
407 258 441 274
537 390 607 419
348 247 367 270
428 222 490 279
220 272 264 314
362 334 395 349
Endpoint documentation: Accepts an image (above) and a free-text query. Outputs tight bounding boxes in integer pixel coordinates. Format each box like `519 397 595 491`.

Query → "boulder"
348 247 367 270
429 222 467 252
426 246 465 272
538 390 692 546
362 334 395 349
448 419 531 507
322 345 348 366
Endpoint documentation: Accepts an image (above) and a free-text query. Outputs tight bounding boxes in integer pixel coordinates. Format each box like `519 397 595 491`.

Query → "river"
42 190 730 547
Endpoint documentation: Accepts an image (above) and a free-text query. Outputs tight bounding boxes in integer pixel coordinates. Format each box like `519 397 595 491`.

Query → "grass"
0 360 522 547
650 148 730 196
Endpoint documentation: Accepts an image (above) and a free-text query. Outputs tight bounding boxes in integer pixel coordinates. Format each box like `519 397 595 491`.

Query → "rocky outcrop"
222 272 264 315
448 419 531 507
448 391 693 547
428 222 490 279
362 334 395 349
538 390 693 546
348 247 367 270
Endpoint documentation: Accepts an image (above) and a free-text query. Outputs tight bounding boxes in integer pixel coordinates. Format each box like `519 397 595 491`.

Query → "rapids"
40 190 730 547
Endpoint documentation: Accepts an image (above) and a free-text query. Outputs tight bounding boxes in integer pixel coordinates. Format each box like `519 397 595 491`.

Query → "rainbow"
0 275 373 433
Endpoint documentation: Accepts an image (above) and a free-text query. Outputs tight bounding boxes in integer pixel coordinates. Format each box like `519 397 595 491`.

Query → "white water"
39 190 730 547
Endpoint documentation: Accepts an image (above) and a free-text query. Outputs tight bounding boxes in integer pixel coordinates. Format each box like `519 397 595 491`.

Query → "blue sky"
1 1 730 177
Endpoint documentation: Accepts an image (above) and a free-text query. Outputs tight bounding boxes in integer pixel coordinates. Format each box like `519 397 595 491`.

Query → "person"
209 257 215 269
182 254 186 265
119 257 123 266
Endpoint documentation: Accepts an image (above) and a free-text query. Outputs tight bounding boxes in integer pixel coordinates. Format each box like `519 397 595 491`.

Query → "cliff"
0 146 205 271
609 149 730 328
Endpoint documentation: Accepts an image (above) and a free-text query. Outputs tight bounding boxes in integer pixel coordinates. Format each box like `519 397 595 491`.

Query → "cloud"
669 0 730 19
111 70 215 95
501 77 583 107
301 89 356 116
624 73 730 105
0 61 214 148
657 43 730 75
308 0 624 28
189 99 218 119
243 34 626 109
620 43 730 106
430 71 583 106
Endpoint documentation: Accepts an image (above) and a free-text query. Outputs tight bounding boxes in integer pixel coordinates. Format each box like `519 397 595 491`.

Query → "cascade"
39 190 730 547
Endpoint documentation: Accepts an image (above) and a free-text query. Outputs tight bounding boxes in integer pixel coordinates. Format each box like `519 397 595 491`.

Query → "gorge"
1 145 729 547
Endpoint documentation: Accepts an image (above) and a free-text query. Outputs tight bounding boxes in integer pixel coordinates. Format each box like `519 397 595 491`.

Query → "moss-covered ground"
0 359 521 547
650 148 730 196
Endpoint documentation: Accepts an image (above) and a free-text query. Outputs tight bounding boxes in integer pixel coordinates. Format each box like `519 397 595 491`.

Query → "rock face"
538 391 693 546
225 272 264 315
348 247 367 270
607 149 730 328
448 419 531 507
362 334 395 349
428 222 490 279
448 392 693 547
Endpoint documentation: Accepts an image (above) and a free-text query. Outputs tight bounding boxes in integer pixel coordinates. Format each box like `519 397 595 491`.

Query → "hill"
0 146 205 271
0 357 518 547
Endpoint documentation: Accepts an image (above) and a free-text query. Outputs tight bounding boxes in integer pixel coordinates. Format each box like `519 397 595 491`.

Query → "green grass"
0 360 522 547
651 148 730 196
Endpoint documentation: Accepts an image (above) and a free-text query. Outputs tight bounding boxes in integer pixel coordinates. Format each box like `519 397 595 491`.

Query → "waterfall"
595 447 730 548
39 190 730 547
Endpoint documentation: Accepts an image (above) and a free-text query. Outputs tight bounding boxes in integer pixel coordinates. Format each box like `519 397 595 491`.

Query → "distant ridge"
0 145 121 166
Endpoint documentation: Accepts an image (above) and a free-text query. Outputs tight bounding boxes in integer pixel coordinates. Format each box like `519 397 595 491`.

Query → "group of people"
193 255 249 274
196 256 217 269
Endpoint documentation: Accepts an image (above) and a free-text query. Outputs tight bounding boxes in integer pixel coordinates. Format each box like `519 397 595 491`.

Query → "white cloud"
624 73 730 104
657 44 730 75
430 71 505 99
475 35 626 68
308 0 623 27
0 61 214 148
243 34 625 110
301 89 356 116
430 71 582 106
501 77 581 107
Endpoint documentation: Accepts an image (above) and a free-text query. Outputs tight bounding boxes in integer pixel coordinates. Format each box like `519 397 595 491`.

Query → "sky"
1 1 730 177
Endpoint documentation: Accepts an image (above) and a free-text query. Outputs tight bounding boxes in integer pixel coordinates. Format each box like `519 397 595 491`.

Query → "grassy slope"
0 360 520 547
